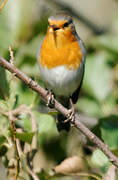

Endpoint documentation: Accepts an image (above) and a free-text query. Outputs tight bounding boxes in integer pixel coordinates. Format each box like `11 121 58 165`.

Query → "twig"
9 46 14 65
102 165 116 180
0 56 118 168
16 131 22 157
16 129 40 180
0 0 8 12
15 133 40 180
9 112 20 180
31 113 38 150
27 108 38 169
62 172 101 180
26 166 39 180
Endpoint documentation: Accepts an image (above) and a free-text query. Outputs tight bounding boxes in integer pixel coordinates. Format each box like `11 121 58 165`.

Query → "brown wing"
71 65 84 104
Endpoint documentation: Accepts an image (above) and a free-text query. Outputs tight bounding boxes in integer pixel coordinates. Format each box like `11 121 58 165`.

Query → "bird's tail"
56 113 71 132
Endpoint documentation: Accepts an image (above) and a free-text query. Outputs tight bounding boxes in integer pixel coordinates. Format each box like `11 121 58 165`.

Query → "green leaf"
0 115 9 129
0 0 21 50
15 35 43 69
0 100 8 111
35 112 57 134
23 117 32 131
91 149 111 173
8 78 36 106
76 97 101 117
0 67 9 100
15 119 25 129
32 111 58 146
100 115 118 150
100 95 117 116
90 35 118 55
12 94 19 109
16 132 35 144
0 145 8 156
83 53 112 101
0 135 7 146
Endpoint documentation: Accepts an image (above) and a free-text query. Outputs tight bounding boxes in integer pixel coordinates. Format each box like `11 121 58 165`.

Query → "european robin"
37 14 86 131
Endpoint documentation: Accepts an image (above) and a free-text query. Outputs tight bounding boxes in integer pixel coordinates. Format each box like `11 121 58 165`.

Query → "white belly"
39 62 84 97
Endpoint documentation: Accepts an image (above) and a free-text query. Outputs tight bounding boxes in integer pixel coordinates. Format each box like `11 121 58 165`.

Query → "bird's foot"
46 90 55 108
64 98 75 124
64 108 75 124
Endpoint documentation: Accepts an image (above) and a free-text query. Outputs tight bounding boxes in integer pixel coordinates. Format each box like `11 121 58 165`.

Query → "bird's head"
47 14 76 38
39 13 83 69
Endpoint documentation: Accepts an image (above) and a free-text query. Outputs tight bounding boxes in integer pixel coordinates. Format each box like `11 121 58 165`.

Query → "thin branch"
0 56 118 168
9 46 14 65
62 172 101 180
102 165 116 180
9 112 20 180
16 129 23 157
0 0 8 12
26 166 39 180
15 132 40 180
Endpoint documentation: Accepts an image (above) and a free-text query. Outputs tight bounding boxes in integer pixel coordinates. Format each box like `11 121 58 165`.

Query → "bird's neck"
39 29 83 69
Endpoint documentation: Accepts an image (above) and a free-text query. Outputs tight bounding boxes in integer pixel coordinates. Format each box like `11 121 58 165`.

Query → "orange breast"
39 28 83 70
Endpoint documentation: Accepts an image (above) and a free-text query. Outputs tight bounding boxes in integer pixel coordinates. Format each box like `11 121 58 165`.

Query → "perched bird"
37 14 86 131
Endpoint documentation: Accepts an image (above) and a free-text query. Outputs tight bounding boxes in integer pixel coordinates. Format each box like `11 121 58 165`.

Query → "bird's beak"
48 24 59 33
48 26 54 33
48 25 58 46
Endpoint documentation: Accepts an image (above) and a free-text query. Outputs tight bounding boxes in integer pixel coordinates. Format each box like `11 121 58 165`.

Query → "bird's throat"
49 30 67 48
40 29 83 69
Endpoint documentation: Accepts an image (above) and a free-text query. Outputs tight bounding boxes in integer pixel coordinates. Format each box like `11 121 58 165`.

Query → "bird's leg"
64 98 75 124
46 90 55 108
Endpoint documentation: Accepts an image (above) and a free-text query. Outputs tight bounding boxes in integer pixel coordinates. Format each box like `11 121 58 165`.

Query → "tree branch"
0 56 118 168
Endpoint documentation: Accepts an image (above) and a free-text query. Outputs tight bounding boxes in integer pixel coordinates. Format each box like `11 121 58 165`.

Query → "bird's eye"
49 24 60 31
63 22 69 28
63 19 73 28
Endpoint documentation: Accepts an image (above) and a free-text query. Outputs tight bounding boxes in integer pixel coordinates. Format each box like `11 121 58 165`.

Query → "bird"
37 13 86 132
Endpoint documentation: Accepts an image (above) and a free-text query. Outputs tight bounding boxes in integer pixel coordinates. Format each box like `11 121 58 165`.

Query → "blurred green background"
0 0 118 179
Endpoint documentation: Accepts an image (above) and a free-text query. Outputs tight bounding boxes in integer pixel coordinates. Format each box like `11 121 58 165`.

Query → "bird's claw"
46 91 55 108
64 108 75 124
64 98 75 125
